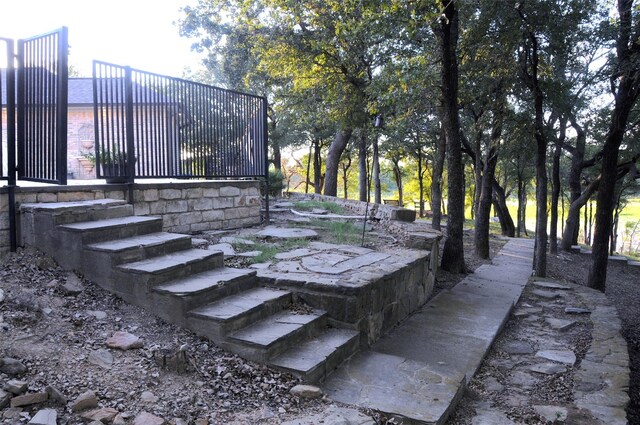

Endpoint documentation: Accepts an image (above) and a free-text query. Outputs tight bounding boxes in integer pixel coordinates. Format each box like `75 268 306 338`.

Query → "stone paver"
323 238 534 424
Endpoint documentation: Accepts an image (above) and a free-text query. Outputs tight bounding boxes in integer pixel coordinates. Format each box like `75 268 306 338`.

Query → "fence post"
262 96 270 223
56 27 69 185
124 66 135 203
2 38 17 251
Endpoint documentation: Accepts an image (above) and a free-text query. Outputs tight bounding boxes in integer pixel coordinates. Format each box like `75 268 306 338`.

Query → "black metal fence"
92 61 268 183
17 28 69 184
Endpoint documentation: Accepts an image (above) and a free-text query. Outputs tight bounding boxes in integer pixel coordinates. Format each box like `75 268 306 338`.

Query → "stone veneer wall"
286 192 417 222
0 180 261 254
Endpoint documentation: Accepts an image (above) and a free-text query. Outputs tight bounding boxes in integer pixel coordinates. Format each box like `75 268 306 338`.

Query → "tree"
588 0 640 291
435 0 466 273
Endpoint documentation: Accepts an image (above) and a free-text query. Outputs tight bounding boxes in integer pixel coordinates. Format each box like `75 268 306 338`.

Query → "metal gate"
1 27 69 250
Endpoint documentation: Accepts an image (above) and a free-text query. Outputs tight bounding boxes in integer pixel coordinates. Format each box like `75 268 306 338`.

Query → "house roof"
2 70 166 107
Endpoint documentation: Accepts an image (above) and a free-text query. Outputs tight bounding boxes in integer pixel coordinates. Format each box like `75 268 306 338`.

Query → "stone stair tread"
86 232 191 252
188 286 291 320
156 268 258 296
118 249 220 274
270 328 359 374
59 215 161 231
229 310 325 348
20 198 126 212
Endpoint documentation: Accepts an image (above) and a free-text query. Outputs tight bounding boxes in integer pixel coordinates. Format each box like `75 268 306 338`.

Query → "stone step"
227 310 327 362
59 216 164 245
111 249 224 301
270 328 360 383
86 232 193 265
152 268 260 326
20 199 131 225
187 286 292 340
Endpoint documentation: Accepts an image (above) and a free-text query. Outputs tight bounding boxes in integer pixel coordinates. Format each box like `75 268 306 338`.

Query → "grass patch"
308 219 364 245
230 237 310 264
292 200 347 214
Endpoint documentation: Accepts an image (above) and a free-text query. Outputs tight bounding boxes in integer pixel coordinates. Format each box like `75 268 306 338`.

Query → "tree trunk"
437 0 465 273
373 135 381 204
561 115 587 249
517 171 528 237
492 178 516 237
473 131 482 220
530 36 548 277
562 179 599 249
341 152 351 199
392 157 404 207
550 126 564 254
272 141 282 171
475 147 498 258
324 129 353 197
305 141 313 194
431 126 446 230
359 130 368 202
313 140 322 194
418 150 425 217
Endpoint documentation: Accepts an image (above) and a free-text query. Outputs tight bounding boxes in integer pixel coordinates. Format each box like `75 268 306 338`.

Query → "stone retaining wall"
287 192 416 223
0 180 261 254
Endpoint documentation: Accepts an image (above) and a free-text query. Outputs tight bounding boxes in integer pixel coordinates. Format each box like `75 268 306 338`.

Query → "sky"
0 0 205 77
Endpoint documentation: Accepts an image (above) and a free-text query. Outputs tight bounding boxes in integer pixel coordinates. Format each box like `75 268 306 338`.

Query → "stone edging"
572 284 630 424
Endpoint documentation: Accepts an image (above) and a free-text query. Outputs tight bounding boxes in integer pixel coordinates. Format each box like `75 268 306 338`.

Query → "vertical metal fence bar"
56 27 68 183
2 38 18 250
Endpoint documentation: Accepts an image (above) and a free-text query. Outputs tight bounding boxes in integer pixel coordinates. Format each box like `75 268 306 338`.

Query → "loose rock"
4 379 28 395
133 411 165 425
81 407 119 423
289 384 322 399
89 349 114 369
61 272 84 295
10 392 48 407
0 357 27 375
45 385 67 405
535 350 577 365
71 390 98 412
0 389 11 409
106 331 143 350
27 408 57 425
533 405 568 422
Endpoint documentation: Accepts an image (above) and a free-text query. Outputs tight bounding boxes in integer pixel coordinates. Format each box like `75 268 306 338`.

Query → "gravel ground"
547 251 640 425
1 219 636 424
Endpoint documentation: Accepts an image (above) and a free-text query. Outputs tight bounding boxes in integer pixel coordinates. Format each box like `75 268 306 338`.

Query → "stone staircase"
19 199 359 383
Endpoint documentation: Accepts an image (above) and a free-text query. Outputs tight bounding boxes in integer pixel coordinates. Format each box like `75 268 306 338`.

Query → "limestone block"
202 209 224 221
185 187 203 199
37 193 58 203
58 191 94 202
177 212 202 226
104 190 126 200
203 187 220 197
190 222 214 233
220 186 241 197
133 202 150 216
170 225 190 234
18 193 38 203
159 188 181 200
141 189 159 201
213 197 234 209
190 198 213 211
225 208 242 220
149 202 165 215
165 200 188 213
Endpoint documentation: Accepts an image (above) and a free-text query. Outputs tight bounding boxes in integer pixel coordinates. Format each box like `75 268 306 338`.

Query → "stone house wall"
0 180 262 254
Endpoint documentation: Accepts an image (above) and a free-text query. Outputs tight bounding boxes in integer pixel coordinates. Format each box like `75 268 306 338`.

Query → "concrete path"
323 238 535 424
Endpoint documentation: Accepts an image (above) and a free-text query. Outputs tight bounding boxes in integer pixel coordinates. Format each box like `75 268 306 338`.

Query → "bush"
260 169 285 197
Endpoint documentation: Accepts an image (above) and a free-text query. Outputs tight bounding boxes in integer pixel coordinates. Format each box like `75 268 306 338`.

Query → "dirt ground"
0 216 637 424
